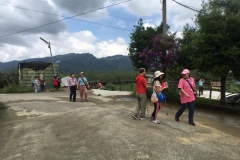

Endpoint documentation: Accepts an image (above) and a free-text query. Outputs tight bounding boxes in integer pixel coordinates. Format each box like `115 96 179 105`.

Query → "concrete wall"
19 64 59 89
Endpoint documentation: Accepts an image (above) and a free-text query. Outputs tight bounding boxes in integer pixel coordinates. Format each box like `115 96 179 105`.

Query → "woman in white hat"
151 71 166 124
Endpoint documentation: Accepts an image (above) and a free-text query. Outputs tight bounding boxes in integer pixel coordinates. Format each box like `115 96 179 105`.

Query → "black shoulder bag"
185 79 197 98
80 77 89 89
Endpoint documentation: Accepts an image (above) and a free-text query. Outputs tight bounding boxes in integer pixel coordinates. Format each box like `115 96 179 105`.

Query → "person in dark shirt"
40 77 45 91
68 73 78 102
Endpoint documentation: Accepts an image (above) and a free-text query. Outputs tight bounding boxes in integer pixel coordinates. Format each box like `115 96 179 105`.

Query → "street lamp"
40 37 55 76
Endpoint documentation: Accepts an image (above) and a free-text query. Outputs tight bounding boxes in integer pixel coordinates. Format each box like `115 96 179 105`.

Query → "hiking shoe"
132 115 137 119
175 117 180 122
189 122 196 126
139 116 148 120
152 120 160 124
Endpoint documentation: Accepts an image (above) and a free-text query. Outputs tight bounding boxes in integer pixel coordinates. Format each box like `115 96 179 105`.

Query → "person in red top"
53 76 58 89
97 80 103 89
132 68 151 120
40 77 45 91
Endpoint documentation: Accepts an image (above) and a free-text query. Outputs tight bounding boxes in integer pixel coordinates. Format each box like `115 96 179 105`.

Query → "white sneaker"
152 120 160 124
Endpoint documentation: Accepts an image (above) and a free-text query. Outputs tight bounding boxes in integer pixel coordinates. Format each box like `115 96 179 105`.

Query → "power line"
172 0 201 12
0 0 132 38
0 22 29 29
31 0 138 22
0 28 34 42
0 4 131 31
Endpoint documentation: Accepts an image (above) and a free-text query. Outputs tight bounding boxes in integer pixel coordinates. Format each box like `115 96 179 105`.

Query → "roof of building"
19 61 52 70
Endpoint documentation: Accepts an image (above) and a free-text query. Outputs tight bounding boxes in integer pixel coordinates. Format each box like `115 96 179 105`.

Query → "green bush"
0 84 33 93
102 83 117 91
164 88 179 101
0 102 7 110
195 97 220 106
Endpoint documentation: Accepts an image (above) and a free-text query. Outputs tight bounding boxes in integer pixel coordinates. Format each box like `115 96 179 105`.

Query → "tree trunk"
220 75 226 106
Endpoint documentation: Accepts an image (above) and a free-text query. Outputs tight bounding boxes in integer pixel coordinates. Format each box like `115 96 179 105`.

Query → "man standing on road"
77 72 90 102
34 77 40 93
132 68 151 120
68 73 77 102
198 79 205 96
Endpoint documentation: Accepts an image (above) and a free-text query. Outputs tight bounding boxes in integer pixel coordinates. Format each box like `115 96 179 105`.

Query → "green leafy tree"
181 0 240 105
139 33 180 72
128 18 169 70
0 70 18 88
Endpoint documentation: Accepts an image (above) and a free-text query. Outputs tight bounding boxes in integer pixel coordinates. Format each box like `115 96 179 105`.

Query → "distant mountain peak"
0 53 133 72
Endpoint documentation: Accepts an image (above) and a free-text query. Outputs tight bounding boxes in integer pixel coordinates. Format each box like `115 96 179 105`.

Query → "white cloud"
116 20 126 28
143 23 156 29
0 31 128 62
95 39 128 58
122 0 203 31
0 0 205 62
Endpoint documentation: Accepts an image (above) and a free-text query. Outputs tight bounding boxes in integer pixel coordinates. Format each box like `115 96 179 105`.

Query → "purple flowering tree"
138 33 180 73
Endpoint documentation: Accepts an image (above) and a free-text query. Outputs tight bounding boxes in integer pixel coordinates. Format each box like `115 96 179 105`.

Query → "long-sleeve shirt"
68 77 77 89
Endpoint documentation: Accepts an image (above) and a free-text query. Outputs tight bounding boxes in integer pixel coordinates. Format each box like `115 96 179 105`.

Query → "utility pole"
162 0 167 79
162 0 167 35
40 37 55 76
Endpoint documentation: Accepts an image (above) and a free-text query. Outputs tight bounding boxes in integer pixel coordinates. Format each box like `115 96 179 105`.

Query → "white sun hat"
154 71 164 78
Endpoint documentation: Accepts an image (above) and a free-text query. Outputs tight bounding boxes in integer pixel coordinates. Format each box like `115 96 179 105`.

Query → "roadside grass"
0 84 33 93
49 88 65 92
0 102 8 110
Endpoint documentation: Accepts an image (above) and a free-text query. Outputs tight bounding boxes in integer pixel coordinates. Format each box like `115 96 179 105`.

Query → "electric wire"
0 22 29 29
31 0 138 22
0 28 35 42
0 4 131 32
172 0 201 12
0 0 132 38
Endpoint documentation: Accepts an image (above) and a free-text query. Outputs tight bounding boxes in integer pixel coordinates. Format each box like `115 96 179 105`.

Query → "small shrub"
195 97 220 106
164 88 179 101
0 102 8 110
0 84 33 93
97 94 101 96
102 83 117 91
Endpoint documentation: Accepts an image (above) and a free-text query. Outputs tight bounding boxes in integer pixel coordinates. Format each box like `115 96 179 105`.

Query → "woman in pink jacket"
175 69 197 126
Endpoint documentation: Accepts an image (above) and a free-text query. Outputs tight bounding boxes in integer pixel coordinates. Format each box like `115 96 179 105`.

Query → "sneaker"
132 115 137 119
152 120 160 124
189 122 196 126
175 117 180 122
139 116 148 120
84 99 88 102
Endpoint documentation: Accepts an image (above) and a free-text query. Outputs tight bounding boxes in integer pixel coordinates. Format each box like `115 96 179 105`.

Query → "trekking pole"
165 99 168 116
146 100 149 113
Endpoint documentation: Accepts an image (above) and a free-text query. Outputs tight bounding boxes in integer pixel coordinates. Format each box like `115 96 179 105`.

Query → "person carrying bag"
175 69 197 126
150 71 167 124
77 72 90 102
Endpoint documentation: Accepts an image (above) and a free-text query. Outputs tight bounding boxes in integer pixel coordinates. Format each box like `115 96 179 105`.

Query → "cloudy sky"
0 0 203 62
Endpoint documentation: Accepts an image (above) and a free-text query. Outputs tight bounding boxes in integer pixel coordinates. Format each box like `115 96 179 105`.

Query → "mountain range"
0 53 134 73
